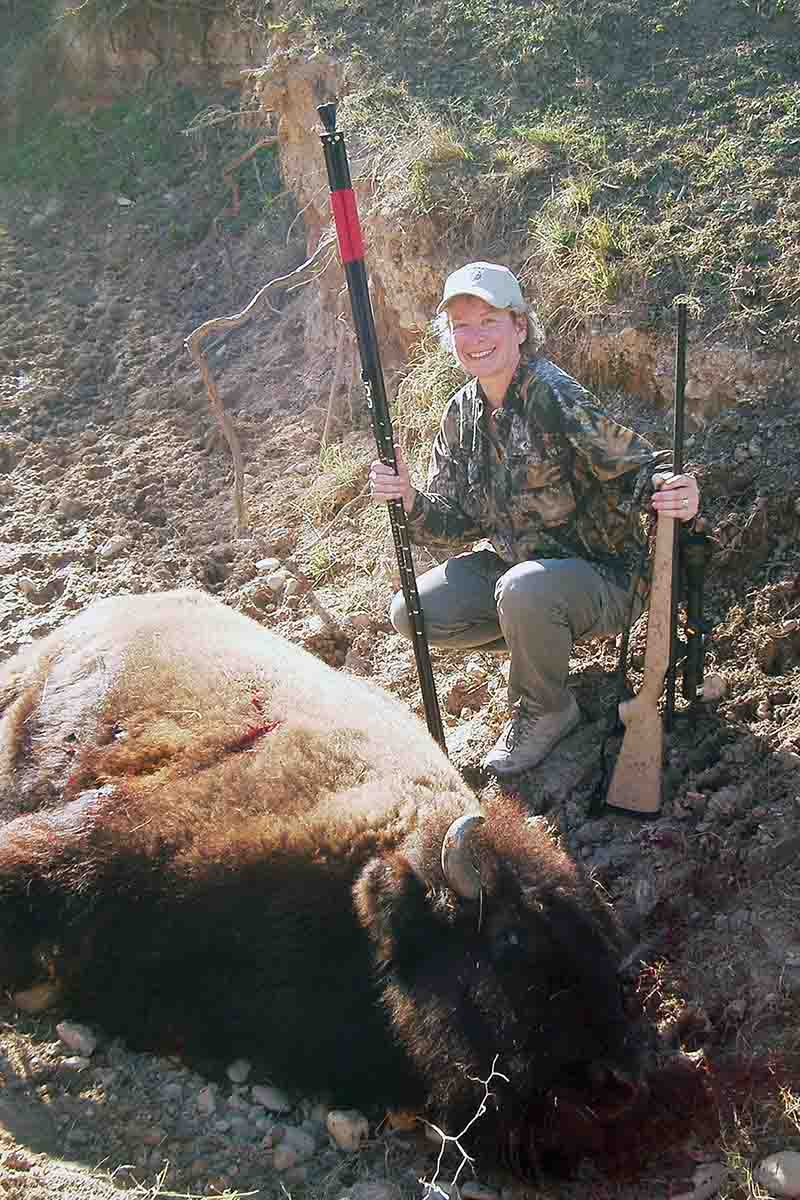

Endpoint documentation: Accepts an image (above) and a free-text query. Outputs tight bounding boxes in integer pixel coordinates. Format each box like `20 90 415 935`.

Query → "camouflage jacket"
408 357 671 595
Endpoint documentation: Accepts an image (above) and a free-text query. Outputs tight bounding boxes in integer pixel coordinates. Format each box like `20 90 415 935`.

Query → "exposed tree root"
184 237 336 534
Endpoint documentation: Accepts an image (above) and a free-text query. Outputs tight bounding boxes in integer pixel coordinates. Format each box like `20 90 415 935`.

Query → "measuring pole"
317 102 446 751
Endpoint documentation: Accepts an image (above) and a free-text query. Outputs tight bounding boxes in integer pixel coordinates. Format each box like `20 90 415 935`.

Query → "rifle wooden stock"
606 481 676 816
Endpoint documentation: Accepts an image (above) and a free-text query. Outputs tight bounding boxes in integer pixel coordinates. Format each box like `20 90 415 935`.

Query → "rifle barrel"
317 104 447 752
665 301 687 730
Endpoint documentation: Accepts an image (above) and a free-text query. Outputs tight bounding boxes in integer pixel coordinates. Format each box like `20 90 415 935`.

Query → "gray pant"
390 550 637 714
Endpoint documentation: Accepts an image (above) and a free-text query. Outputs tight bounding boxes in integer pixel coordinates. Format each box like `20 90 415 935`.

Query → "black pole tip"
318 103 337 133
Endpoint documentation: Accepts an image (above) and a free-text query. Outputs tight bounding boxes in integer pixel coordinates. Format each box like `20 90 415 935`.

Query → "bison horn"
441 813 485 900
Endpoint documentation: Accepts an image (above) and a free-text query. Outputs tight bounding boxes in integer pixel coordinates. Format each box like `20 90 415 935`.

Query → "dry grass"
304 439 371 523
392 330 464 475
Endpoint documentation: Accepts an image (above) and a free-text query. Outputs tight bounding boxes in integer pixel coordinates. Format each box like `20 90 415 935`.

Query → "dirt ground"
0 174 799 1200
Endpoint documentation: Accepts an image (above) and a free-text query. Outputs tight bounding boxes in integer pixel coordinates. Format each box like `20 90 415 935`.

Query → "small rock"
722 996 748 1023
251 1084 292 1113
346 1184 401 1200
272 1144 298 1171
327 1108 369 1151
2 1149 34 1172
754 1151 800 1197
284 1166 309 1185
446 674 489 715
196 1085 217 1116
12 981 61 1013
0 434 26 474
60 1056 91 1071
279 1126 316 1161
349 612 373 629
574 819 609 846
17 576 51 605
117 196 134 207
266 571 288 595
345 648 370 674
309 1100 330 1124
98 534 131 561
141 1126 166 1147
781 953 800 997
588 842 638 875
57 495 87 520
672 1161 728 1200
226 1058 251 1084
56 1020 98 1057
256 557 281 573
462 1185 501 1200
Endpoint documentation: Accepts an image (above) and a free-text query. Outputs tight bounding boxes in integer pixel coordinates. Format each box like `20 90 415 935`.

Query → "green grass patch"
1 87 200 194
0 83 286 247
280 0 800 347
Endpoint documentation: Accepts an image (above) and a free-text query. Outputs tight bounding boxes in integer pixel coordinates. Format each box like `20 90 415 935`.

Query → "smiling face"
447 294 527 406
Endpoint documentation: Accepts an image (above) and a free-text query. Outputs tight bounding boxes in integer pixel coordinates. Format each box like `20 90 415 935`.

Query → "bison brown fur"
0 590 645 1165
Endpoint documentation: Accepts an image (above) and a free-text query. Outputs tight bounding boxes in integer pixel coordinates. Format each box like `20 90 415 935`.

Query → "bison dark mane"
0 590 647 1170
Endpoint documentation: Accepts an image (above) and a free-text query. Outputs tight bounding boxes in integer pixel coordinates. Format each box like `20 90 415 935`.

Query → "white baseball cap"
437 262 525 314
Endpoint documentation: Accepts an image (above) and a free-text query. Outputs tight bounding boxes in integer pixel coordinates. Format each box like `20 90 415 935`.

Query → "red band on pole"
330 189 365 264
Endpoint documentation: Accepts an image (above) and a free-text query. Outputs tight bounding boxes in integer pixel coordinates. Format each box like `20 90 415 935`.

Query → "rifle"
664 303 687 732
664 304 719 715
605 303 688 816
604 471 676 816
317 102 447 752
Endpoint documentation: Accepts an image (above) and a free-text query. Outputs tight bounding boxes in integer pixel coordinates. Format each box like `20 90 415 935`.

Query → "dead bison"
0 590 643 1162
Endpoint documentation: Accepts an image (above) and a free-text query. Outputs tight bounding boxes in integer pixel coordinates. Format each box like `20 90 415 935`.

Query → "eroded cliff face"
1 2 263 127
573 326 797 425
245 48 446 379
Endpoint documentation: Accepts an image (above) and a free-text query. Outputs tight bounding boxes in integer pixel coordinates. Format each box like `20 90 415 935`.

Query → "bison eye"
490 928 525 965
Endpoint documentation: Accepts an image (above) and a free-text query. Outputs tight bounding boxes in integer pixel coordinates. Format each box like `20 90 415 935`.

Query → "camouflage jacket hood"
408 356 671 591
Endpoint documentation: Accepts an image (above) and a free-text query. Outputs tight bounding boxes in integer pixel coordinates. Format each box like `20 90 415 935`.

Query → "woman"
369 262 699 775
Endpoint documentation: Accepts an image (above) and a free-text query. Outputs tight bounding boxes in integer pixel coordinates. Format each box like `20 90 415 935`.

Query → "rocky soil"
0 172 799 1200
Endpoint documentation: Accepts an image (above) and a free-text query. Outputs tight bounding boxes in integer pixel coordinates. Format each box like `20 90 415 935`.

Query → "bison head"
355 794 645 1141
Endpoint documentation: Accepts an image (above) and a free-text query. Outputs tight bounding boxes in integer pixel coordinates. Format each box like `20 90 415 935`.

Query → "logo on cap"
469 267 484 284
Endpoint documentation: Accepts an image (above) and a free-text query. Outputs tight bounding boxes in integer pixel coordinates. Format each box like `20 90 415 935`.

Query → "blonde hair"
434 303 545 362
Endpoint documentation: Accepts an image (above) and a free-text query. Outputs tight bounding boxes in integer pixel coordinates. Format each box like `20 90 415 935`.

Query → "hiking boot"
483 695 581 776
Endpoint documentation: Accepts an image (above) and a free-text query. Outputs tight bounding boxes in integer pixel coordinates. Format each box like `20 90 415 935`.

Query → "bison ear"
354 853 433 970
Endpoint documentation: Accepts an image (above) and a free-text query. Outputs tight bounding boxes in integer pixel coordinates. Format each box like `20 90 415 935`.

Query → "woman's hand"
652 472 700 522
368 446 417 514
